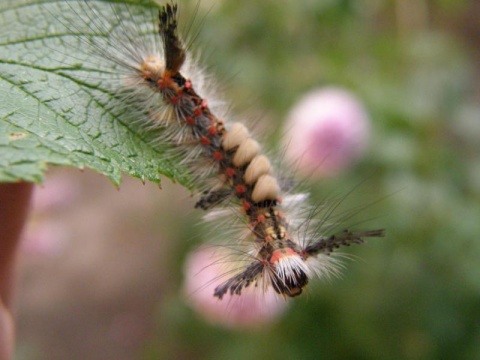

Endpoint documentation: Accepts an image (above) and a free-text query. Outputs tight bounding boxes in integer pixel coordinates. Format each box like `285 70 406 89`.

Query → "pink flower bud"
183 247 288 328
283 87 371 178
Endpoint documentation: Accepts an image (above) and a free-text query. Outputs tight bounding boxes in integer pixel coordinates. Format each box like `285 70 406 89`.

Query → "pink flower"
20 173 75 257
21 221 67 257
32 174 79 213
183 247 288 328
283 87 371 178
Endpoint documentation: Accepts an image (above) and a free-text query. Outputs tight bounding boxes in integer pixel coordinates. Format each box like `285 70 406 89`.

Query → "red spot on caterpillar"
186 116 195 125
207 125 217 135
194 107 203 117
184 81 192 89
200 136 211 145
201 99 208 108
265 235 272 242
257 214 266 223
170 96 179 104
242 199 251 211
158 74 172 89
236 185 247 195
225 168 236 178
212 151 223 161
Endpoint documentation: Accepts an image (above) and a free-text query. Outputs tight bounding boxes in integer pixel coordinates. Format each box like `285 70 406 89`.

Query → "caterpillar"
50 1 385 300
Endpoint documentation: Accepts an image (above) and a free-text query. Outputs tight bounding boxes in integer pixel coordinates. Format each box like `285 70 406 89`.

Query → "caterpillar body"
53 2 384 300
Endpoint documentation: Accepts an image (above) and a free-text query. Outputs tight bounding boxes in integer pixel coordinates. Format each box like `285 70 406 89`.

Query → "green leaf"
0 0 190 186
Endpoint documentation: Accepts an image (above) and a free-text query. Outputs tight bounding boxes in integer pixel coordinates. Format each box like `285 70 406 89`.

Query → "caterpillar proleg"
50 1 385 300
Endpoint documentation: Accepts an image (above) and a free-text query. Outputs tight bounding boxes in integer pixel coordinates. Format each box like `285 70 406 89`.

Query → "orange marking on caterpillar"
236 184 247 194
270 248 298 264
158 73 173 89
207 125 217 136
212 151 223 161
242 200 251 211
200 136 211 145
225 168 236 178
193 107 203 117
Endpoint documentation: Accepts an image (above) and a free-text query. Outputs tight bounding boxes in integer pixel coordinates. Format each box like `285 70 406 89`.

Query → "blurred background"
15 0 480 359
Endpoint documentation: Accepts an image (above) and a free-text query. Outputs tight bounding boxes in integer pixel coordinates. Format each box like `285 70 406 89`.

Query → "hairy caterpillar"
49 1 384 300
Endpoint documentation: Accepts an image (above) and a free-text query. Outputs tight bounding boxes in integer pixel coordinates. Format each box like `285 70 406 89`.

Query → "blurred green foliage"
145 0 480 359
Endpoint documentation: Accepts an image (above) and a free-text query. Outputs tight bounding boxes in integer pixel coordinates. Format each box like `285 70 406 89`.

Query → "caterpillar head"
269 248 310 297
